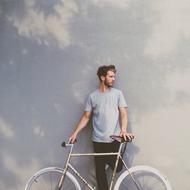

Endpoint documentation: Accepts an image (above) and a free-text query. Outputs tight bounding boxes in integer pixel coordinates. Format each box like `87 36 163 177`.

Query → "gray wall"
0 0 190 189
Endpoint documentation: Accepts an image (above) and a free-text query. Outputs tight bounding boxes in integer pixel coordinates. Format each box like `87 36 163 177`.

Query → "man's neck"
99 83 111 92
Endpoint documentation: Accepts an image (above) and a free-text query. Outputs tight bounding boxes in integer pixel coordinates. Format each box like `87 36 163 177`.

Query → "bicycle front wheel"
114 165 172 190
25 167 81 190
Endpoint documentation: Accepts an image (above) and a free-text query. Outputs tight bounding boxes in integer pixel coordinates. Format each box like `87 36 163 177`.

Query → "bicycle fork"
56 144 74 190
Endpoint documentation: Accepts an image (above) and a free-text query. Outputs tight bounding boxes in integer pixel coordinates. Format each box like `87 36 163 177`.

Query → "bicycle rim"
114 165 172 190
25 167 81 190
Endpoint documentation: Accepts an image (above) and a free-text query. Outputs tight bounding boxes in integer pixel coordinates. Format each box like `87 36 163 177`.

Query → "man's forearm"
69 111 91 143
119 107 134 141
73 115 90 135
121 115 128 132
120 108 128 132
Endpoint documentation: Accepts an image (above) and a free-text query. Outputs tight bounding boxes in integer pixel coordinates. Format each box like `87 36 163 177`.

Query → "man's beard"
104 80 114 88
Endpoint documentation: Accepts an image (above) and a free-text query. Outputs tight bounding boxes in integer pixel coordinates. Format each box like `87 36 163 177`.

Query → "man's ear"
100 75 105 82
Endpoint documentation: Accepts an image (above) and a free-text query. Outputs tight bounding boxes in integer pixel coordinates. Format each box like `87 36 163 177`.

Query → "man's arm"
119 107 134 141
69 111 92 143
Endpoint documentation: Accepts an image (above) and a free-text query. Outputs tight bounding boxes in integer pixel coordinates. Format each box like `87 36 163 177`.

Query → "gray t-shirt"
84 88 128 142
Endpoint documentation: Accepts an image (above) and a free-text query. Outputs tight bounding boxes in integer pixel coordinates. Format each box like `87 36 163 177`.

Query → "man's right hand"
68 133 77 144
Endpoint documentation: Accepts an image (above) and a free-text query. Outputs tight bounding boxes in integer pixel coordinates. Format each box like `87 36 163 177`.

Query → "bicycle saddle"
110 135 134 143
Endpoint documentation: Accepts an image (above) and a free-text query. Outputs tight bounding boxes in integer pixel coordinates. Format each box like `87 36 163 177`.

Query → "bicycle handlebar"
61 142 66 147
61 141 74 147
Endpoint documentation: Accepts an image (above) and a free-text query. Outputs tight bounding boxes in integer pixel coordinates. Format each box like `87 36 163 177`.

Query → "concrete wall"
0 0 190 189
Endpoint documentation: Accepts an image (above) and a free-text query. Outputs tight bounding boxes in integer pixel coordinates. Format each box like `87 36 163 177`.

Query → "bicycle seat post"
108 142 122 190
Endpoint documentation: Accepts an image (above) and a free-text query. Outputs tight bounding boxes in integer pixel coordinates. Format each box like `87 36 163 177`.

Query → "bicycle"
25 136 172 190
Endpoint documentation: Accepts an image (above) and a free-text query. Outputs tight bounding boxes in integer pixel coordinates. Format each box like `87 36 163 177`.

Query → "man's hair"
97 65 116 81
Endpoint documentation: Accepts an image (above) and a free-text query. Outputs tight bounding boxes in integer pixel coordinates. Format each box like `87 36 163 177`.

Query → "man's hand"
119 131 134 141
68 133 77 144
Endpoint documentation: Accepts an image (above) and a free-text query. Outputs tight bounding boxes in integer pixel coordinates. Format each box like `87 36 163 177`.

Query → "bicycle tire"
114 165 172 190
25 167 81 190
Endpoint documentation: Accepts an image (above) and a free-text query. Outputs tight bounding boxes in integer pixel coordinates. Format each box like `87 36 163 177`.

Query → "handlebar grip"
61 142 66 147
61 139 77 147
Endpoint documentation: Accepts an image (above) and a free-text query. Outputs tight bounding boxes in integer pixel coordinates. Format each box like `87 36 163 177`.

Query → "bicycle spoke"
114 166 171 190
135 171 165 190
25 168 81 190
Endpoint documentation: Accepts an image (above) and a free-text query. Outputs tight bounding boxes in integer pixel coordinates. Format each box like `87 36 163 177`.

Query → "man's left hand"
119 131 134 141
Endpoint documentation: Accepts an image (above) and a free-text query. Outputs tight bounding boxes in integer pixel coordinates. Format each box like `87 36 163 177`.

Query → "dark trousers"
93 141 123 190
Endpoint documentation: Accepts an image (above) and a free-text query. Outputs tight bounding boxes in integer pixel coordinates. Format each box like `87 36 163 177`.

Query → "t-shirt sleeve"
84 95 93 112
118 91 128 108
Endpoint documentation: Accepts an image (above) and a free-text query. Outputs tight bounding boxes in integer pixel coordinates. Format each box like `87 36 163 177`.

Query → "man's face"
103 70 116 87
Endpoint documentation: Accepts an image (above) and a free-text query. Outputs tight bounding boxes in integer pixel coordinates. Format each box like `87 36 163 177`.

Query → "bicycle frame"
57 142 142 190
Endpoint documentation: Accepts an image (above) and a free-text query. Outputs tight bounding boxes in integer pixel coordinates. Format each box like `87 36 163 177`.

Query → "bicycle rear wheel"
114 165 172 190
25 167 81 190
